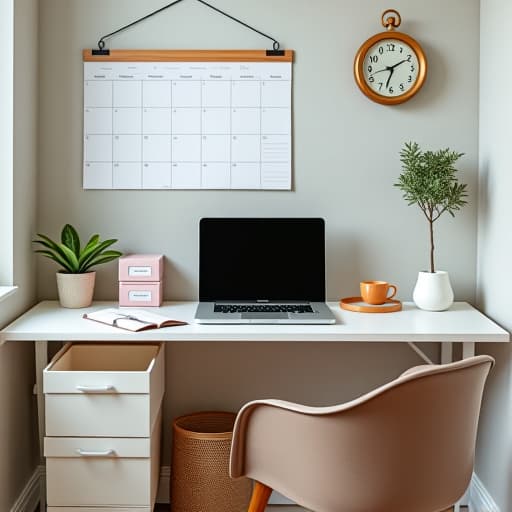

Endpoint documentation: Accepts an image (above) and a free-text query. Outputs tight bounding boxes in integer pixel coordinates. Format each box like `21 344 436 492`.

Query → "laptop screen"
199 218 325 302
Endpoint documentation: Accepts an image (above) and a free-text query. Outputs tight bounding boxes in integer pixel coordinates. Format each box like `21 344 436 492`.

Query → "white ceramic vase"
56 271 96 308
412 270 454 311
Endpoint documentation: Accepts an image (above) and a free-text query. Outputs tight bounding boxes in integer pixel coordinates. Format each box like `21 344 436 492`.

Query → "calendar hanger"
93 0 284 57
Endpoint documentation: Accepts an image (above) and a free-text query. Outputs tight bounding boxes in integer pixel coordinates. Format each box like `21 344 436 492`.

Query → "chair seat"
230 355 494 512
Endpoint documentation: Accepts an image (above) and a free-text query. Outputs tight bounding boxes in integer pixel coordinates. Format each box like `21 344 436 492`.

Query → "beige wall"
476 0 512 509
0 0 39 510
36 0 480 466
7 0 512 508
37 0 480 302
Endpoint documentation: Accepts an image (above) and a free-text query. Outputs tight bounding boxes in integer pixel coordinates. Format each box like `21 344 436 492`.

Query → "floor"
155 505 468 511
155 507 304 511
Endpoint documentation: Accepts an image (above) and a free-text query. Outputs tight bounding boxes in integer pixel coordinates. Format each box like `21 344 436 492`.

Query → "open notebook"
83 308 187 332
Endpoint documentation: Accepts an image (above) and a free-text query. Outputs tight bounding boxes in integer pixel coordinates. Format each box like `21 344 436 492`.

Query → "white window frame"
0 0 16 300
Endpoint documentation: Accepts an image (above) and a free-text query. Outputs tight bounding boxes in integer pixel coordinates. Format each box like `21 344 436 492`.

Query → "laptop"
194 218 336 324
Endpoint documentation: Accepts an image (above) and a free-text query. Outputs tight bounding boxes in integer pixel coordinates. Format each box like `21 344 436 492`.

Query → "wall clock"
354 9 427 105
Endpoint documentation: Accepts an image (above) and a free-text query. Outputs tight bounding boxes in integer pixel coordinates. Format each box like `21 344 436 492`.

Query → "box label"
128 265 152 277
128 290 152 302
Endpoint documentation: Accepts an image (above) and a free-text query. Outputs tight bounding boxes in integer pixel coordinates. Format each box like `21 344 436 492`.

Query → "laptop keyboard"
214 304 314 314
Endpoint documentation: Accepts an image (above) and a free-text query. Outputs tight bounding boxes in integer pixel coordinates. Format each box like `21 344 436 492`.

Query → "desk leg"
442 343 457 512
441 342 453 364
454 341 476 512
35 340 48 512
462 341 475 359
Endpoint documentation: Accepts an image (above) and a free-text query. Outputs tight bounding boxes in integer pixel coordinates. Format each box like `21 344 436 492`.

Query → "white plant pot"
56 271 96 308
413 270 454 311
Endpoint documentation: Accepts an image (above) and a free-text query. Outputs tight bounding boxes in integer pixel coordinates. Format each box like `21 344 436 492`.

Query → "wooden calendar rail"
83 49 294 62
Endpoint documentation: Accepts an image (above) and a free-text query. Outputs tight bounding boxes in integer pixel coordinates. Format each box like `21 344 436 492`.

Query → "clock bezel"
354 30 427 105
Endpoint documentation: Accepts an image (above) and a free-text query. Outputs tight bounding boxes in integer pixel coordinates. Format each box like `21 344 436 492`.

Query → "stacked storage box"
43 342 165 511
119 254 164 307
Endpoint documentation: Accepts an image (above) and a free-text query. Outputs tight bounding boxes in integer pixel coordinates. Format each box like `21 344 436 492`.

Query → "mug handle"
387 285 397 300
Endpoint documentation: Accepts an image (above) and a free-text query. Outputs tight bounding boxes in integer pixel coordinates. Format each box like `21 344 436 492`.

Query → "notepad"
83 308 187 332
83 60 292 190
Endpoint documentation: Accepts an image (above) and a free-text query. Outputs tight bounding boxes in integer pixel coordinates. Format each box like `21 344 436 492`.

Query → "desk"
1 300 509 511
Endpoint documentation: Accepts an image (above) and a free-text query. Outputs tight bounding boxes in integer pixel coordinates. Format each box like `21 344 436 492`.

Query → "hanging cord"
96 0 281 51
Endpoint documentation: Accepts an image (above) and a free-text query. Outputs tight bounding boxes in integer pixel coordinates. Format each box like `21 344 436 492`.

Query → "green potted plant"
394 142 468 311
33 224 122 308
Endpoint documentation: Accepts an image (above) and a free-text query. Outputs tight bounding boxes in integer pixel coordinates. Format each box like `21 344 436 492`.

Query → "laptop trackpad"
241 313 288 320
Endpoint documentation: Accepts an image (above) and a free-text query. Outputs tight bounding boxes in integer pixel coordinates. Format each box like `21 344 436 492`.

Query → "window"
0 0 15 295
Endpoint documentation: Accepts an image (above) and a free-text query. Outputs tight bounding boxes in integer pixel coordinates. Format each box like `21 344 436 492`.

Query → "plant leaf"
33 234 75 267
78 235 101 267
81 234 100 255
61 224 80 257
58 244 80 272
34 249 75 273
77 239 119 272
81 251 123 272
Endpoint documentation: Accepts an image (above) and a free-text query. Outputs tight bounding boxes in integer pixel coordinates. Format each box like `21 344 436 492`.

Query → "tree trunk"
429 219 435 273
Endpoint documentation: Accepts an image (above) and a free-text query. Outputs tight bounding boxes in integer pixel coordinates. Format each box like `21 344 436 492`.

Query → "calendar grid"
83 61 291 190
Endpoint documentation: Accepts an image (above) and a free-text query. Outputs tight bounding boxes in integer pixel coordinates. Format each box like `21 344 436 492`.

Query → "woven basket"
170 411 252 512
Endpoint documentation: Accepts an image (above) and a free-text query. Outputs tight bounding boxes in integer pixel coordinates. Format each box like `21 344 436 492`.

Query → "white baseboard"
470 473 500 512
9 465 44 512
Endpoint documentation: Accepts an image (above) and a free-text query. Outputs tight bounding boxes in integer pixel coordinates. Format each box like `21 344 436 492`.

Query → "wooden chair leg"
248 481 272 512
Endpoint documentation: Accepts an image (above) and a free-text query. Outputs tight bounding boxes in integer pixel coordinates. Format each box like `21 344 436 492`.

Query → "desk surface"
0 301 508 343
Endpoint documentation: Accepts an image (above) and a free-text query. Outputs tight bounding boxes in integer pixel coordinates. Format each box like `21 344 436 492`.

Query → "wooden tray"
340 296 402 313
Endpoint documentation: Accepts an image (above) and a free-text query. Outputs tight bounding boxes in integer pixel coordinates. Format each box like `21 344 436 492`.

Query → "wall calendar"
82 50 293 190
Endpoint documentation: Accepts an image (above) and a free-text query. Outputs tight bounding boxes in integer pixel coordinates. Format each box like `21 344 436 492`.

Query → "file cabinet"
43 342 164 511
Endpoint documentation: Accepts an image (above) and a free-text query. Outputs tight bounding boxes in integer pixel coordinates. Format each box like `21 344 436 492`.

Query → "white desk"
1 300 509 511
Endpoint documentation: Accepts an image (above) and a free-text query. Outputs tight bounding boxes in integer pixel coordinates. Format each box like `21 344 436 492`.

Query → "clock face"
363 38 420 98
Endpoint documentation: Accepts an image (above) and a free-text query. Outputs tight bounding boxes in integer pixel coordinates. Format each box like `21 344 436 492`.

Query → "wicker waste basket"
170 411 252 512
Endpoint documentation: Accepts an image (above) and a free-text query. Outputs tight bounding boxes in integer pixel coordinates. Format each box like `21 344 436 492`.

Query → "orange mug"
360 280 397 305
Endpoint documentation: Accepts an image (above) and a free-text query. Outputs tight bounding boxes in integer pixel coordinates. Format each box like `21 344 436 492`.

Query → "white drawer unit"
43 342 164 511
44 342 164 437
45 410 161 507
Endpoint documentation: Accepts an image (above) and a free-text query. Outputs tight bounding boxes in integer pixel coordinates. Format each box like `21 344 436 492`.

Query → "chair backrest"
230 355 494 512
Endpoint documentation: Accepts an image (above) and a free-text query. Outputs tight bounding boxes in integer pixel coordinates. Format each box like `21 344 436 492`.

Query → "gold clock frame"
354 11 427 105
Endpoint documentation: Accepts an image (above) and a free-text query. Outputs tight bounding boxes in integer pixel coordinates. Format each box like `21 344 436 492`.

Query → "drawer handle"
76 384 115 393
76 448 116 457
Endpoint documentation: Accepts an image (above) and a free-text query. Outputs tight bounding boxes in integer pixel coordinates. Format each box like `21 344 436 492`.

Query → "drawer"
45 409 162 507
44 343 164 394
46 393 157 437
118 253 164 282
44 342 164 437
119 281 163 307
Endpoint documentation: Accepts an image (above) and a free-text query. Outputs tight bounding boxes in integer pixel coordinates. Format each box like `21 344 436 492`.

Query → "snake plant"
33 224 122 273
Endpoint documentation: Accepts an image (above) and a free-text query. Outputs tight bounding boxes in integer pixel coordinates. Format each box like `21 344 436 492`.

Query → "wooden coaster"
340 296 402 313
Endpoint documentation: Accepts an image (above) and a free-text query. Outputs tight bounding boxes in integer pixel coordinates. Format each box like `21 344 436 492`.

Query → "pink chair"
230 355 494 512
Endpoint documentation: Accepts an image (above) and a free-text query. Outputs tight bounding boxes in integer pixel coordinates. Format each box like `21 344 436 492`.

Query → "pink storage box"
119 281 163 307
118 254 164 282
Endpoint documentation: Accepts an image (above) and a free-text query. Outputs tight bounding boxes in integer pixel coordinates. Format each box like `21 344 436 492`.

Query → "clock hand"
370 67 391 76
389 59 408 70
386 68 394 89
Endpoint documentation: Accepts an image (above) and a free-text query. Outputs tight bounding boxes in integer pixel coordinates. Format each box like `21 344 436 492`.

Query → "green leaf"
61 224 80 257
81 234 100 255
34 249 75 273
58 244 80 272
81 251 123 272
77 239 119 272
78 235 101 267
35 229 121 273
34 234 74 265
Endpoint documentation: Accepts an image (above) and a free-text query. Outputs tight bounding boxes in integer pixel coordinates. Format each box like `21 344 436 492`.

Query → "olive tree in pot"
33 224 122 308
394 142 468 311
